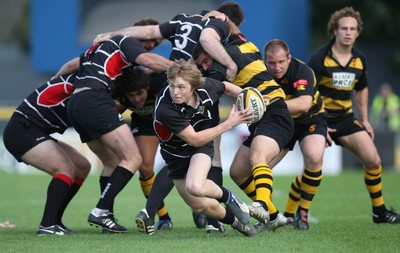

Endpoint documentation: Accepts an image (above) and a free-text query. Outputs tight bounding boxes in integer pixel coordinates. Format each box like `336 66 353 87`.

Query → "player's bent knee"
185 182 203 197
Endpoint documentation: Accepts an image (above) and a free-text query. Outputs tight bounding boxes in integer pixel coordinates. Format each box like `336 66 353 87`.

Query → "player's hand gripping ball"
236 87 265 124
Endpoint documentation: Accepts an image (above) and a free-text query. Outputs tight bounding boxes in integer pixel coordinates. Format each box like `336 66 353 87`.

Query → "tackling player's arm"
135 53 173 72
51 57 80 80
199 27 237 82
94 25 163 44
202 10 240 34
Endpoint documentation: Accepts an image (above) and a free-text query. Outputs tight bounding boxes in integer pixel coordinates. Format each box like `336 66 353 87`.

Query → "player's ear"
287 54 292 62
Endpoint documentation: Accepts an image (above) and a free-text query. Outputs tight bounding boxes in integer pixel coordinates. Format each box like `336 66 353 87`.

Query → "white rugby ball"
236 87 265 123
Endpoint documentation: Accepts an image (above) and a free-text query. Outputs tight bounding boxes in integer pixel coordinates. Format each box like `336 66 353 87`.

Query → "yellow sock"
364 166 385 208
252 164 277 214
299 168 322 211
238 175 257 201
139 173 155 198
284 175 302 216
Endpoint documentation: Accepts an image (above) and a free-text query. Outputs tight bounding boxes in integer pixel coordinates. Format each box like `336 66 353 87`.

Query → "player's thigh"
100 124 141 162
230 144 252 184
186 153 212 193
339 131 381 167
135 135 159 166
269 148 289 169
212 135 222 166
22 140 76 177
250 135 280 165
173 178 206 211
299 134 326 168
58 140 91 178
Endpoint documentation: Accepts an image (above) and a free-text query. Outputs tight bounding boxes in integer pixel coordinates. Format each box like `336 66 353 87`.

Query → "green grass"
0 170 399 253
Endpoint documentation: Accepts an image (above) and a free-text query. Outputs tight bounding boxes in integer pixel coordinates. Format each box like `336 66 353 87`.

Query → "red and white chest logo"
154 121 172 142
104 51 129 79
37 82 74 107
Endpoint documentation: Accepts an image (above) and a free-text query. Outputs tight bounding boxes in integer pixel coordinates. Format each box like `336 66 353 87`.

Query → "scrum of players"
3 2 399 236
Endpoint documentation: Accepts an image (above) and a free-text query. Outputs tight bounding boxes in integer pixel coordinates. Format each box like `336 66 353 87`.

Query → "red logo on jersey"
154 121 173 142
293 79 308 88
84 43 100 58
37 83 74 107
104 51 129 79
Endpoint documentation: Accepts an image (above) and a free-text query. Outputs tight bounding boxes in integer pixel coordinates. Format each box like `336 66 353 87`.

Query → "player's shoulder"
291 57 313 73
309 43 329 60
170 11 204 22
202 77 224 89
351 46 367 62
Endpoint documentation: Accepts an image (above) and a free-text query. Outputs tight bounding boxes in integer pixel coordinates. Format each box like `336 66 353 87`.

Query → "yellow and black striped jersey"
274 57 325 121
308 39 368 118
208 34 285 101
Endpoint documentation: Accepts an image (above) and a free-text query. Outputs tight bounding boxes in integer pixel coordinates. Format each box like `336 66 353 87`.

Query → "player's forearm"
136 53 173 72
183 120 235 147
199 29 236 69
223 81 242 98
286 95 312 114
355 88 369 121
226 18 241 34
95 25 162 42
52 57 80 79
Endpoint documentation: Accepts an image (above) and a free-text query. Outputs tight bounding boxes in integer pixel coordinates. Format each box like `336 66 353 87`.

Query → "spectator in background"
370 83 400 132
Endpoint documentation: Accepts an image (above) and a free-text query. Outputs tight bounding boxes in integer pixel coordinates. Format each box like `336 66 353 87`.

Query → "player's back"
15 74 76 134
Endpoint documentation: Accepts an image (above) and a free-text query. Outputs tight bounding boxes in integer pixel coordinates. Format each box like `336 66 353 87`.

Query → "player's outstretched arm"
177 105 253 147
93 25 162 44
51 57 80 80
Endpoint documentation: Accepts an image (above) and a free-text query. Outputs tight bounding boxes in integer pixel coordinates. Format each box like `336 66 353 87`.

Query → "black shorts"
161 143 214 179
285 113 328 150
328 113 365 146
130 114 155 136
3 113 57 162
67 89 126 143
243 98 294 150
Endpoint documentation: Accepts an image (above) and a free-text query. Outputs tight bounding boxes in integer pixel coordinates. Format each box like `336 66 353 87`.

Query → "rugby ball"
236 87 265 123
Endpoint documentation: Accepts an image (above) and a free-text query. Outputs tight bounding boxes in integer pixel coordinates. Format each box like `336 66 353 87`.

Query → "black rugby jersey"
206 34 285 100
114 72 167 121
75 35 147 94
153 77 225 158
308 39 368 118
274 57 325 121
159 10 231 60
15 74 76 134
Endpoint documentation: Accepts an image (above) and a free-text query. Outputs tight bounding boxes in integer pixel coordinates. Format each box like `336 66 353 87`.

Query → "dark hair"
217 1 244 26
116 68 150 94
133 18 159 26
192 43 206 60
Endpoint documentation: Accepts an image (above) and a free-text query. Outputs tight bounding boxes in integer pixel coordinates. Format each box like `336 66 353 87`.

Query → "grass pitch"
0 169 399 253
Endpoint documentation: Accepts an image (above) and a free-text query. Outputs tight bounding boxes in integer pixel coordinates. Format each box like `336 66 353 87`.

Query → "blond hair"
167 60 204 89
